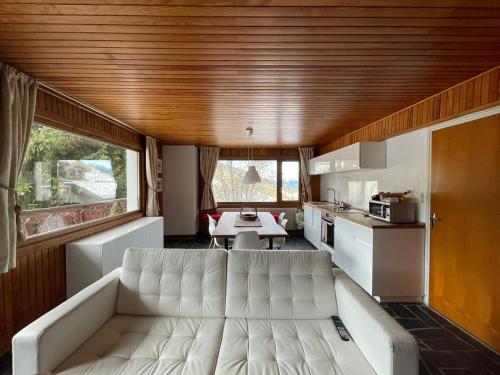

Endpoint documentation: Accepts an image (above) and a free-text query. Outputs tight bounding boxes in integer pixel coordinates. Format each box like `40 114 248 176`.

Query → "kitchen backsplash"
320 128 428 222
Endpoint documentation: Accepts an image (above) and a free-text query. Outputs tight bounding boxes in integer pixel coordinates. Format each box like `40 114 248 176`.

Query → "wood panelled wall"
320 66 500 153
0 245 66 352
0 86 146 355
220 148 299 159
36 86 143 151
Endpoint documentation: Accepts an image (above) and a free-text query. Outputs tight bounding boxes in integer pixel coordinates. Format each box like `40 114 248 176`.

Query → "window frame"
17 120 145 244
214 155 301 208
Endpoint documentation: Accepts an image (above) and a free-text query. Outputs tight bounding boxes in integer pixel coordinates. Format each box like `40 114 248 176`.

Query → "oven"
321 212 334 248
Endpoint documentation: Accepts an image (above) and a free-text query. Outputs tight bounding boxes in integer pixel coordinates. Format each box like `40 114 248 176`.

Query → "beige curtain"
0 63 38 273
145 136 160 216
200 146 220 211
299 147 314 203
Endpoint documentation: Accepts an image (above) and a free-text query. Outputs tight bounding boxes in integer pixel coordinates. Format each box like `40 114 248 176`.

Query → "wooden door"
429 113 500 351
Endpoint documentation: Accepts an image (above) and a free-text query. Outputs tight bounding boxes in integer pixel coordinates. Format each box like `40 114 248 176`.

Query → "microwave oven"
368 200 416 223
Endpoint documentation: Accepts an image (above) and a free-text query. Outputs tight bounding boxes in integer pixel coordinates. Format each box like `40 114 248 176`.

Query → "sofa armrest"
333 270 418 375
12 267 121 375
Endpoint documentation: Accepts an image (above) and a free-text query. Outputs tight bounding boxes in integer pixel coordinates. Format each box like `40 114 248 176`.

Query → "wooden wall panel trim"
219 147 299 159
0 245 66 354
319 66 500 154
35 86 144 151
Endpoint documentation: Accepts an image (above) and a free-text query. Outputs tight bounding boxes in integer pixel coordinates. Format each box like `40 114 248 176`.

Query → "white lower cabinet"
334 217 424 302
304 205 321 249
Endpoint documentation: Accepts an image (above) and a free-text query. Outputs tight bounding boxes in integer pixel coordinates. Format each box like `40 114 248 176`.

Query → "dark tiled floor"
1 237 498 374
381 302 500 374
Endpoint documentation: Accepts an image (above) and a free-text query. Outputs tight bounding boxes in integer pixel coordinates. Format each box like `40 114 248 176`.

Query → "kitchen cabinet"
334 216 424 302
309 141 386 175
304 205 321 249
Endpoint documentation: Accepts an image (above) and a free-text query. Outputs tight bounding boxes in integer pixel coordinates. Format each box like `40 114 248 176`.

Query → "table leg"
269 237 273 250
224 237 229 250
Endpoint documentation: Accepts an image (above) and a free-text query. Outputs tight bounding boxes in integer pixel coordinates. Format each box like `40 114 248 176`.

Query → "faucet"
327 188 337 204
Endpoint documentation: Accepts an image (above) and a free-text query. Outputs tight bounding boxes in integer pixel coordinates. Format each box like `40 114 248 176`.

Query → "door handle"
430 213 442 229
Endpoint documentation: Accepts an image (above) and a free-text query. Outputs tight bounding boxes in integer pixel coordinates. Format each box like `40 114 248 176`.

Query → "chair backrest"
280 218 288 230
225 250 337 319
278 211 286 224
116 248 227 318
207 214 217 236
232 231 262 250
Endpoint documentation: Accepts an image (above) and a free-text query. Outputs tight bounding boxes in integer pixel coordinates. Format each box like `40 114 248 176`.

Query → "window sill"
17 210 143 253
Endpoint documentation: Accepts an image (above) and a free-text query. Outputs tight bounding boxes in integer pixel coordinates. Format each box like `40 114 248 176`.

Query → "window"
16 123 140 238
212 159 300 204
281 161 300 201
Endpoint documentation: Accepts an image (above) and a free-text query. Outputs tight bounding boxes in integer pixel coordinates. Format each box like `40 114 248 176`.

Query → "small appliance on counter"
369 191 416 223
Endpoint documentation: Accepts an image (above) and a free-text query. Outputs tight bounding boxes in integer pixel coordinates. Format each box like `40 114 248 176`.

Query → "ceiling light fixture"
243 122 261 184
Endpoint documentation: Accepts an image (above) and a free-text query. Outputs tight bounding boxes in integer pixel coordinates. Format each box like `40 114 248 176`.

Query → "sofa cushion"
55 315 225 375
226 250 337 319
215 318 376 375
116 248 227 317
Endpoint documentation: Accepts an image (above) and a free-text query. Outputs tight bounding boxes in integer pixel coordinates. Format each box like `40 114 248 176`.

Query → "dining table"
211 211 288 249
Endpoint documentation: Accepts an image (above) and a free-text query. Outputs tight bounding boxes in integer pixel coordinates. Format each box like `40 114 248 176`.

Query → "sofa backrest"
116 248 227 318
225 250 337 319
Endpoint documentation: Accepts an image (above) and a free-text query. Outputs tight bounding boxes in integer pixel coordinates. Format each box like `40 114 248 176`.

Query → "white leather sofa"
13 248 418 375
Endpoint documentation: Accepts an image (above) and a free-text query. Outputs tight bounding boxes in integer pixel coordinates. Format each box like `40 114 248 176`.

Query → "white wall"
320 128 429 222
162 145 199 235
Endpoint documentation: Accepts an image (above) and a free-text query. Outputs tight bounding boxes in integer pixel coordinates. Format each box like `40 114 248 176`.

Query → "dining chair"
207 214 226 249
278 211 286 225
232 231 262 250
271 218 288 250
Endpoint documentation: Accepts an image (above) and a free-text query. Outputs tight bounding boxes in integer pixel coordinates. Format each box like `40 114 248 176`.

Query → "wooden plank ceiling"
1 1 499 147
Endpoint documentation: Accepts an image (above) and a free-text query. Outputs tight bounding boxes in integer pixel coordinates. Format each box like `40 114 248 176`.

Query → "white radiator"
66 217 163 297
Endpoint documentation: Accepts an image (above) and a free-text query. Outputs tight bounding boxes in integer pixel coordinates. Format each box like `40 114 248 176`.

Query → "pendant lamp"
243 123 261 184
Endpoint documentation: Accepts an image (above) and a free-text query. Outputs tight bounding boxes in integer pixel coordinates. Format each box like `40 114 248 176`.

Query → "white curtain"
200 146 220 211
299 147 314 203
0 63 38 273
145 136 160 216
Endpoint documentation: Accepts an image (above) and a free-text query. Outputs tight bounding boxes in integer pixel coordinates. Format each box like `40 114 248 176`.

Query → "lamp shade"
243 165 261 184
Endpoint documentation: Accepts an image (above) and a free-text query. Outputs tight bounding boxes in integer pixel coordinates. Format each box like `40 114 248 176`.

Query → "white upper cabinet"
309 141 386 175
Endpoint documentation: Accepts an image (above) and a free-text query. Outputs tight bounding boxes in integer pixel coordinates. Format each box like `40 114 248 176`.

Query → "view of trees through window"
16 123 139 237
213 160 277 202
212 159 299 203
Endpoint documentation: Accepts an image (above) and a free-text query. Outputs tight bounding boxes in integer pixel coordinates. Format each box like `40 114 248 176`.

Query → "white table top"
212 211 288 238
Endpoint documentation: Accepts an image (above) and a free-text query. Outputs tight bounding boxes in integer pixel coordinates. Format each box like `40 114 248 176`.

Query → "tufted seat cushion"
215 318 376 375
116 248 227 318
226 250 337 319
55 315 225 375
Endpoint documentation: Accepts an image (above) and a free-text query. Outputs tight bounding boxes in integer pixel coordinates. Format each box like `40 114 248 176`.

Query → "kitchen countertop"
303 202 425 229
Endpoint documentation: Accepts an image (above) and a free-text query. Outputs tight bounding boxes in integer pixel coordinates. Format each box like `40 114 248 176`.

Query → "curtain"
145 136 160 216
299 147 314 203
200 146 220 211
0 63 38 273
